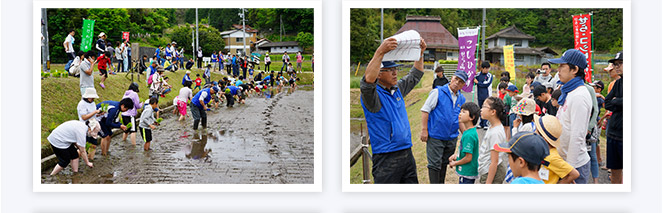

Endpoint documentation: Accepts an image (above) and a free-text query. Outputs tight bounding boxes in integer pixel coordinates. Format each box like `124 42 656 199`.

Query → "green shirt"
456 127 479 177
503 93 516 110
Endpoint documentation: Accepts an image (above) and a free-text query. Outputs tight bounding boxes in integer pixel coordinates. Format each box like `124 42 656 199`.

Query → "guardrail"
350 124 371 184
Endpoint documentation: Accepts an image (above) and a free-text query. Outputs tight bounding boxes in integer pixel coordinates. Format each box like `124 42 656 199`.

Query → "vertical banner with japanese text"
80 19 95 52
122 32 130 42
457 27 479 92
573 13 592 82
503 45 515 81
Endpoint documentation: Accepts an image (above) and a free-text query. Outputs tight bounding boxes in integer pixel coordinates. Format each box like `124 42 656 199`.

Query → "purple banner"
457 28 479 92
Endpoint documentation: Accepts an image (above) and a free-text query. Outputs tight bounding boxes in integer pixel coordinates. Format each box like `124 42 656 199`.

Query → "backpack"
148 74 154 86
69 57 82 76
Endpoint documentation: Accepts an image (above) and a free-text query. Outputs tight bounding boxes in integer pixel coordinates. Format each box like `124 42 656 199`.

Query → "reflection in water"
185 130 211 160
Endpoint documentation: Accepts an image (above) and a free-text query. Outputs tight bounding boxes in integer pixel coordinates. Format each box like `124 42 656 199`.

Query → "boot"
201 117 207 129
193 119 200 130
428 168 441 184
439 164 448 184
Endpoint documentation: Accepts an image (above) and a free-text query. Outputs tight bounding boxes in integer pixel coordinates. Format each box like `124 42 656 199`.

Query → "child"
448 102 481 184
174 81 193 121
511 98 537 135
534 115 580 184
478 97 508 184
504 85 519 140
522 72 535 95
550 89 562 109
533 85 557 116
194 74 202 91
498 82 508 100
203 64 212 84
248 64 254 80
97 52 112 89
139 97 159 151
494 132 549 184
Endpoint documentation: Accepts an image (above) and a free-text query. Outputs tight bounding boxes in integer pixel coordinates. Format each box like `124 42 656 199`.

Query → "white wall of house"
269 46 302 54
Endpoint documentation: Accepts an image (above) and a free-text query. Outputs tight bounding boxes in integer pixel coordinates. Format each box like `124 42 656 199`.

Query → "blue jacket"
361 85 412 154
428 85 465 141
228 86 240 95
191 88 213 109
475 72 492 100
182 74 192 86
97 101 122 129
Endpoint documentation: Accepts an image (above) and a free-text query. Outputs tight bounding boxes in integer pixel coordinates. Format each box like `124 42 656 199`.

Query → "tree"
169 25 225 57
295 32 313 52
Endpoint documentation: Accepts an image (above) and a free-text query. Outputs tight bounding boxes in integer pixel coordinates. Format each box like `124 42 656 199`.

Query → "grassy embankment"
40 63 314 150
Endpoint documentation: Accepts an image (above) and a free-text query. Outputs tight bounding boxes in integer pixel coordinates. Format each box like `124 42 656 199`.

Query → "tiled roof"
395 16 458 49
486 25 535 40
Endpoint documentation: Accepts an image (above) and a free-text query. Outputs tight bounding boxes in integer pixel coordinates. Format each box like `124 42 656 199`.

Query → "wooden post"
361 135 371 184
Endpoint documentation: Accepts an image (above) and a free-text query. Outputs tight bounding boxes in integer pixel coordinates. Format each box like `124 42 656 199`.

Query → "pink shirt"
296 54 302 63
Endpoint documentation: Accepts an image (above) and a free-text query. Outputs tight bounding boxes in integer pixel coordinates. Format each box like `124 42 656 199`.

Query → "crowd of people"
360 38 623 184
49 33 305 176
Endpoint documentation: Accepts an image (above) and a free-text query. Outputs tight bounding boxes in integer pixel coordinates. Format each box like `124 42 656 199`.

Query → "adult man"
182 70 193 87
360 37 427 183
534 62 559 89
191 86 220 130
48 120 99 175
63 29 76 71
155 45 162 65
431 66 449 89
97 98 134 156
547 49 592 184
475 61 493 129
604 51 623 184
95 32 106 56
281 51 290 72
197 47 203 69
420 70 468 183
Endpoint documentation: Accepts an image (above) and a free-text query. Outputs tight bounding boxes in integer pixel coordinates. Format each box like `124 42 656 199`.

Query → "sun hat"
608 51 623 63
186 70 191 74
98 32 106 37
453 70 468 83
548 49 587 71
494 132 550 165
82 88 100 99
533 114 562 148
511 98 537 116
86 119 102 139
156 65 165 72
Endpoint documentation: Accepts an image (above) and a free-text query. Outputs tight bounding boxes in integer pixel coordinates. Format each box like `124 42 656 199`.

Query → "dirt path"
42 87 314 184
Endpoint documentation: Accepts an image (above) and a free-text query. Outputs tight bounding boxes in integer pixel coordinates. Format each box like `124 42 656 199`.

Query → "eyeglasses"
380 68 398 73
613 61 623 67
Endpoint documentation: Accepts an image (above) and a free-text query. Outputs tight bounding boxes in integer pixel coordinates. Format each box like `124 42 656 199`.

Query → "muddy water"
42 87 314 184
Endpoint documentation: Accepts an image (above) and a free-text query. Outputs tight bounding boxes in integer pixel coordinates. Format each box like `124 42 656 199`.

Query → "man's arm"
420 112 430 142
364 38 397 84
397 38 427 97
567 95 591 167
476 74 492 88
604 80 622 112
419 89 438 142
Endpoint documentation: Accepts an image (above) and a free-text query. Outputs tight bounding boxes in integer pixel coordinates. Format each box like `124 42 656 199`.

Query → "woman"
121 83 142 146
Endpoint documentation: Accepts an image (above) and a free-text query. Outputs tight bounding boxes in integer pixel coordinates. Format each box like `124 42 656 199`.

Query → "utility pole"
241 8 247 56
192 29 195 60
41 8 50 72
279 15 283 42
380 8 384 42
196 8 199 62
481 8 486 61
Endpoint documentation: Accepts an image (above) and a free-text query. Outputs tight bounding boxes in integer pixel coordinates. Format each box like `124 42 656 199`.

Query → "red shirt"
195 77 202 86
97 55 110 70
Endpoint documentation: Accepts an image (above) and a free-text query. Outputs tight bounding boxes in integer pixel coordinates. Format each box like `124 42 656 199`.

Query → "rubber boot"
193 119 200 130
201 117 207 129
439 164 449 184
428 168 441 184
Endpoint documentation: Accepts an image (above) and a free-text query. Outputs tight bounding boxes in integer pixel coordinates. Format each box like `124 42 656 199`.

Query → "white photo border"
33 0 322 192
342 0 631 192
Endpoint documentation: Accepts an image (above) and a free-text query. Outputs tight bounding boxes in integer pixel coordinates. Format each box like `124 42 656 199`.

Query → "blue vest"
228 86 239 95
361 85 412 154
428 85 465 141
211 54 217 62
155 48 160 57
191 88 212 109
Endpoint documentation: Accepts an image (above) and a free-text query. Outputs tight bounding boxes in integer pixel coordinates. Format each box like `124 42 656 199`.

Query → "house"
220 24 258 55
257 41 302 54
395 15 459 61
484 25 558 66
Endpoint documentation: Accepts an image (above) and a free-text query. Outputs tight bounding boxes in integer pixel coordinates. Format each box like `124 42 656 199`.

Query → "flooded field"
42 87 314 184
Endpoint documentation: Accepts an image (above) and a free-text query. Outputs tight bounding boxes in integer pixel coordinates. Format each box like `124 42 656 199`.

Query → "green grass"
41 64 314 148
261 54 314 72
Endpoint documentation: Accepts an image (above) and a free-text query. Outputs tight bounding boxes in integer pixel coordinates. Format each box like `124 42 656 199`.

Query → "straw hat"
533 115 562 148
511 98 536 115
82 88 99 99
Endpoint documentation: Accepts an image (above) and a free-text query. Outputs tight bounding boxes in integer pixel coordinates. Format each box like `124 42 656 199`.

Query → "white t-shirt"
478 125 508 175
556 86 592 168
150 73 163 92
175 87 193 105
79 59 94 88
47 120 87 149
77 99 99 122
511 121 536 135
64 34 75 53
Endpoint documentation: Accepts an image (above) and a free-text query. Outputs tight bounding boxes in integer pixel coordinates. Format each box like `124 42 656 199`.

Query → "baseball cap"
533 115 562 148
454 70 468 83
608 51 623 63
494 132 550 166
548 49 587 71
512 98 536 116
212 86 220 93
530 81 542 89
506 85 519 93
380 61 402 69
589 80 604 90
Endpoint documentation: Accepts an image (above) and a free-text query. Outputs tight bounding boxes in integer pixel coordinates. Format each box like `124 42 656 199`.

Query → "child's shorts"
99 69 107 77
99 118 114 138
51 143 79 168
139 127 152 143
121 115 136 133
